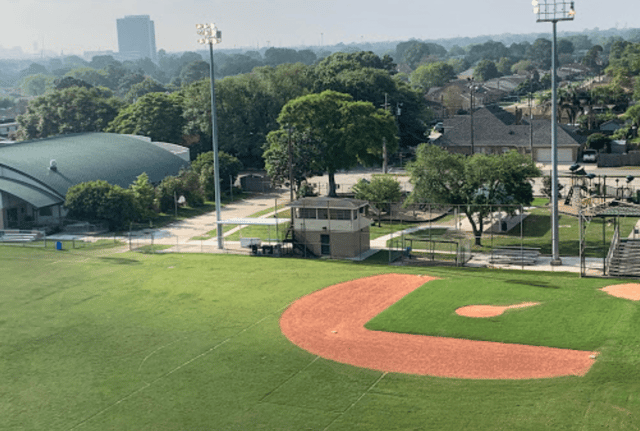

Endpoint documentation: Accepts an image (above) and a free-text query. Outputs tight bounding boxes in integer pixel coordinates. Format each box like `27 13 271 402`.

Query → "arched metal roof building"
0 133 190 230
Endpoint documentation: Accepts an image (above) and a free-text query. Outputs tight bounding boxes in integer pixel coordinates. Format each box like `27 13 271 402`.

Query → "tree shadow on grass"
98 257 141 265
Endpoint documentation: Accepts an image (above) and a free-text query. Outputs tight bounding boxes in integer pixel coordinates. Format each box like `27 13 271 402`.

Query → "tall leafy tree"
17 87 123 140
263 128 324 195
410 62 456 91
178 60 210 86
271 90 398 196
406 144 540 246
191 150 243 199
181 63 312 167
352 175 403 226
473 60 500 82
20 74 55 96
123 78 167 103
106 92 184 143
314 52 428 150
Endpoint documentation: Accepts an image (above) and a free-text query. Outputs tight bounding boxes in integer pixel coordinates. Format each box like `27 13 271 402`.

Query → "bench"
490 247 540 266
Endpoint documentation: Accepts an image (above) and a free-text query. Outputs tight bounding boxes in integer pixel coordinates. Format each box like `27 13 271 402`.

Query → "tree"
582 45 604 71
155 170 205 212
178 60 210 86
410 62 456 91
511 60 534 75
558 39 575 55
17 87 123 140
352 175 403 226
54 76 93 90
466 41 509 63
402 42 432 69
264 48 317 66
473 60 499 82
263 128 324 195
586 133 612 152
496 57 515 75
0 96 15 109
314 51 396 82
123 78 167 103
272 90 398 197
106 92 184 144
64 180 137 230
406 145 540 246
314 52 428 150
529 38 552 69
217 54 263 77
181 63 313 167
20 74 55 96
64 67 109 88
191 151 243 199
129 172 156 220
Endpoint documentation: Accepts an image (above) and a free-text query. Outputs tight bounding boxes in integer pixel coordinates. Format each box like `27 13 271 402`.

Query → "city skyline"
2 0 640 57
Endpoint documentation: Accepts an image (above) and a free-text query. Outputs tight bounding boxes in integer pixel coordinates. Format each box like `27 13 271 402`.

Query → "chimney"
515 107 522 125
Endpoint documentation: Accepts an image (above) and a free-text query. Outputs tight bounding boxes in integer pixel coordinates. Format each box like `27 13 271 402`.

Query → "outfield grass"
2 246 640 430
365 273 631 351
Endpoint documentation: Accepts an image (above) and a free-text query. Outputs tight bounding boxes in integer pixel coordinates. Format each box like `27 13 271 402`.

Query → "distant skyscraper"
117 15 157 61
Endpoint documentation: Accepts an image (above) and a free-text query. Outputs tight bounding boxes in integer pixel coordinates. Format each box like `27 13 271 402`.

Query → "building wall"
117 15 156 60
0 191 4 229
0 191 30 229
295 228 370 258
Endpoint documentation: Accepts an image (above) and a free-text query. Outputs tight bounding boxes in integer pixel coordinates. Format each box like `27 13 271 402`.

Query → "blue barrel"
56 241 63 250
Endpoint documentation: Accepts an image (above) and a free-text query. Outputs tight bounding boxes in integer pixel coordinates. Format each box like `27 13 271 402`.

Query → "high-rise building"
116 15 157 61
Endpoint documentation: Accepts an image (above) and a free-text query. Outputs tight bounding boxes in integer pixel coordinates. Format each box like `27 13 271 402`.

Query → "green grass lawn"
2 246 640 430
365 272 631 351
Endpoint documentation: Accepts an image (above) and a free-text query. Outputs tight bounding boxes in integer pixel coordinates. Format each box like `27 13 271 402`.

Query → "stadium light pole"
197 23 224 249
533 0 575 266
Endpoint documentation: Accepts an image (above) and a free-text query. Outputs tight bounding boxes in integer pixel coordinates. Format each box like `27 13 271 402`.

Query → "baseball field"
2 244 639 430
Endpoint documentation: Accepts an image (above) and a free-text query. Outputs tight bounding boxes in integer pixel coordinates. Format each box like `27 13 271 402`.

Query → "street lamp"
196 23 224 249
533 0 575 266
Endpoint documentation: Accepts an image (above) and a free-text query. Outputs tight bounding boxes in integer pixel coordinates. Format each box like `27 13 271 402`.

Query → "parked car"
583 149 598 162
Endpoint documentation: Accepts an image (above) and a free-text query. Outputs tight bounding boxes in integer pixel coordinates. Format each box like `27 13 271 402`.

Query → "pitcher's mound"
456 302 540 318
601 284 640 301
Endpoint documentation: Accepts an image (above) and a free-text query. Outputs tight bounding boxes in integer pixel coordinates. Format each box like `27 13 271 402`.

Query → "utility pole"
381 93 390 174
529 90 534 161
468 78 477 155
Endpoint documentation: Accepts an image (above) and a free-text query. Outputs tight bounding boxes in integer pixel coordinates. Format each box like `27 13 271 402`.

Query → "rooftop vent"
49 159 57 171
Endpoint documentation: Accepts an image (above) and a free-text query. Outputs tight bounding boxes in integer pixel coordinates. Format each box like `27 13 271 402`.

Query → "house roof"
0 132 190 207
435 106 585 149
291 197 368 209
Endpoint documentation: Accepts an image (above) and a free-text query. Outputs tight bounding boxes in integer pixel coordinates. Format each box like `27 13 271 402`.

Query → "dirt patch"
601 283 640 301
456 302 541 318
280 274 597 380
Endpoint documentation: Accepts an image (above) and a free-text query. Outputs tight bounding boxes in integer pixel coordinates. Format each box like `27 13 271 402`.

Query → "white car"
583 149 598 162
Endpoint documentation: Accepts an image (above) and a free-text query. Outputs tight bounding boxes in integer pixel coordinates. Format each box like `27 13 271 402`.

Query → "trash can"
55 241 63 250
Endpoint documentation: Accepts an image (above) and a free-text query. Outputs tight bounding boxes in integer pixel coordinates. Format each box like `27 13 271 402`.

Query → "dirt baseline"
280 274 597 380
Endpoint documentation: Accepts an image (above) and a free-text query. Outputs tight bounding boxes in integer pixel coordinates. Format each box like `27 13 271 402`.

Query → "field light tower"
532 0 575 266
197 23 224 249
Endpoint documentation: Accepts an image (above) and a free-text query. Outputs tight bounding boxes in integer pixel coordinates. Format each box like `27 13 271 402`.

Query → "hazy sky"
3 0 640 56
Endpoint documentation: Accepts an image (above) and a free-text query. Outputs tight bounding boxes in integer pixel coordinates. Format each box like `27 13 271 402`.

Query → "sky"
2 0 640 56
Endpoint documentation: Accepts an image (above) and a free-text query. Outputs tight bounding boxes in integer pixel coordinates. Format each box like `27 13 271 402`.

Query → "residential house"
430 105 584 163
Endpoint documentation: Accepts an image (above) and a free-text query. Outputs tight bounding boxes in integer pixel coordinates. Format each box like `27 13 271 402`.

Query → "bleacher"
608 239 640 277
0 230 44 243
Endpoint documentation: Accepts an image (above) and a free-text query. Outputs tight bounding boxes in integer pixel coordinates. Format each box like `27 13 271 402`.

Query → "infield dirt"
280 274 597 379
